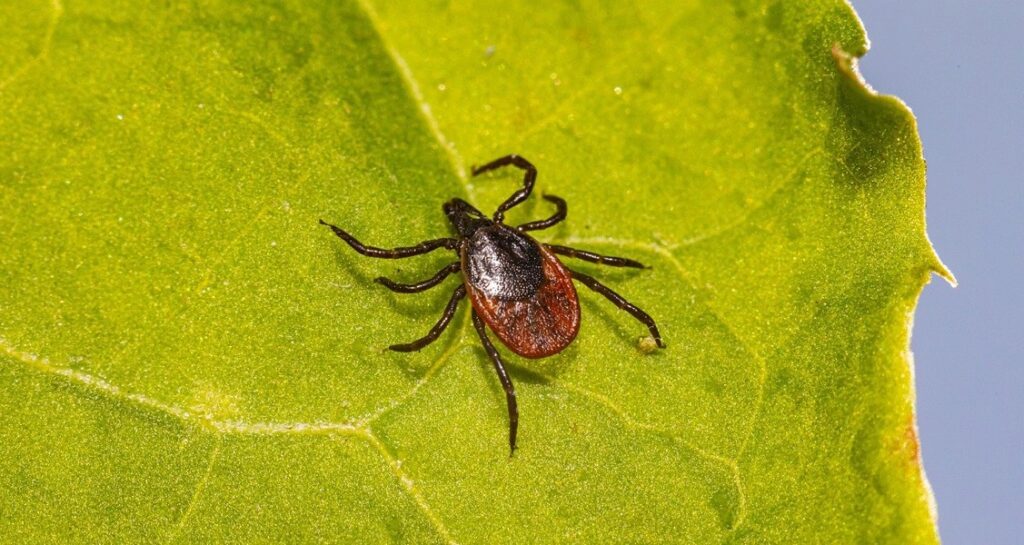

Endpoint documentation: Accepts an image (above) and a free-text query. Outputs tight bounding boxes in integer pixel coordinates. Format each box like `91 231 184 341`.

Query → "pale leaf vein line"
675 146 824 247
354 0 468 183
0 336 365 437
518 11 689 140
0 0 63 92
556 144 824 467
555 378 723 462
552 377 748 527
164 438 222 544
360 314 471 426
2 337 459 541
540 146 821 254
360 431 460 545
655 245 768 468
552 238 762 529
561 237 769 455
103 106 317 372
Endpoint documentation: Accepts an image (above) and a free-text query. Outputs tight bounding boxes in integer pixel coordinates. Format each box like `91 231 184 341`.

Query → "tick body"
320 154 664 454
461 222 581 358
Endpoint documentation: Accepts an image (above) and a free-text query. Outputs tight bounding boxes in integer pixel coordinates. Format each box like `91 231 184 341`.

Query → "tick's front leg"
319 219 457 258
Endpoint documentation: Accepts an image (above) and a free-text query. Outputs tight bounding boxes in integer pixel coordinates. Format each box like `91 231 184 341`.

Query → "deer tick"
320 155 664 453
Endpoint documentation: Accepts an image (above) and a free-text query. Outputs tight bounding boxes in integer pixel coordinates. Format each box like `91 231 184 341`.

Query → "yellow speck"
637 335 659 354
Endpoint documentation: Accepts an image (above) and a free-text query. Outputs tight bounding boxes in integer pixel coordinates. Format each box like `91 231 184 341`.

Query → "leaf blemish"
637 335 660 354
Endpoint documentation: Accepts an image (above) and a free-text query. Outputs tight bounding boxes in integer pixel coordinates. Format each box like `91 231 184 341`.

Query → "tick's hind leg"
470 154 537 223
569 270 665 348
547 244 647 269
376 263 461 293
320 219 456 258
471 311 519 455
389 285 466 351
518 195 567 232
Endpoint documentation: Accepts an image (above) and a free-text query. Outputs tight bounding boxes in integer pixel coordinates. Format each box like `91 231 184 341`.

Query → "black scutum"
465 225 545 300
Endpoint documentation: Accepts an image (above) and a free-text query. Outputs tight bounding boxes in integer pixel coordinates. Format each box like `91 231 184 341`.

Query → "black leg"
376 263 461 293
472 310 519 455
389 286 466 351
320 219 456 258
518 195 567 232
569 269 665 348
470 154 537 224
547 245 647 269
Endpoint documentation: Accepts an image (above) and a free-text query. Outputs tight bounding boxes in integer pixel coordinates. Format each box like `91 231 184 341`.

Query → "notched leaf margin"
833 3 955 537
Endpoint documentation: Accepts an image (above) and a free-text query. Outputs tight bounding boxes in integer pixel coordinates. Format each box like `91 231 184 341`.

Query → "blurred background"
851 2 1023 543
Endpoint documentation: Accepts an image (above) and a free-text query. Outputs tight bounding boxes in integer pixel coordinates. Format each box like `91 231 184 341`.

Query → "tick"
320 154 665 453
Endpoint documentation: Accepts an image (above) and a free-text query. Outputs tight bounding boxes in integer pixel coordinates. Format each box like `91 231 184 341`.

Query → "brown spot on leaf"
887 414 921 467
902 417 921 463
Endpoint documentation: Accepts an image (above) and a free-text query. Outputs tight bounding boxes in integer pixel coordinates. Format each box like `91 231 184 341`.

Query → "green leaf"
0 0 951 542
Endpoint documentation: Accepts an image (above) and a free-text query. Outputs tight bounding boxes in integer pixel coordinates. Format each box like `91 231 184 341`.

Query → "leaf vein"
361 314 471 426
190 108 311 294
556 378 724 460
517 12 689 140
0 336 372 437
0 0 62 92
163 437 222 544
553 377 748 528
553 146 823 470
354 0 468 184
675 147 824 247
554 238 761 530
360 430 460 545
2 340 458 540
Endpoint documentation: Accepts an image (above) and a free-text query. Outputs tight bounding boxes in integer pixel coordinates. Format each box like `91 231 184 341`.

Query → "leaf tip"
932 258 957 288
830 35 956 291
925 230 956 287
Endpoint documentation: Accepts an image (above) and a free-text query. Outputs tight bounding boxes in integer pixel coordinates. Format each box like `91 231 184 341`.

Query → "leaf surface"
0 0 948 543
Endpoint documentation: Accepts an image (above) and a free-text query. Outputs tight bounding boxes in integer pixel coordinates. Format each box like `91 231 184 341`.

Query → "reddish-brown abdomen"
465 246 580 358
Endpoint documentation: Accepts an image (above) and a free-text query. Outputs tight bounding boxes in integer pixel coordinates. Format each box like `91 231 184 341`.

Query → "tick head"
444 198 488 237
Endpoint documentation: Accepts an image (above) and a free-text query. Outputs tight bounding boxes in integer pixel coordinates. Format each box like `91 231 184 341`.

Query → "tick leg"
472 310 519 455
569 269 665 348
548 245 647 269
376 262 461 293
518 195 567 232
470 154 537 224
389 285 466 352
320 219 456 258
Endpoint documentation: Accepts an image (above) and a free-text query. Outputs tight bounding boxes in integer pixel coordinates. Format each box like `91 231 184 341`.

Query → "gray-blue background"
852 2 1023 543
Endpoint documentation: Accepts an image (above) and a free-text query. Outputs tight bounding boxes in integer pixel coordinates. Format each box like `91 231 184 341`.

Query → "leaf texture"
0 0 948 543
